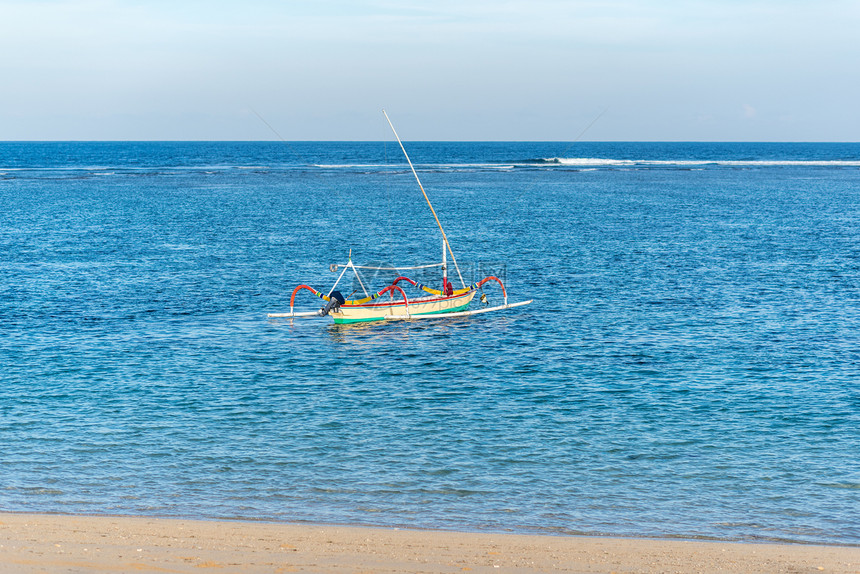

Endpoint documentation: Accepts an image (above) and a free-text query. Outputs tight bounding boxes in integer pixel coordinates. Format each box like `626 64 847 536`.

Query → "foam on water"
544 157 860 167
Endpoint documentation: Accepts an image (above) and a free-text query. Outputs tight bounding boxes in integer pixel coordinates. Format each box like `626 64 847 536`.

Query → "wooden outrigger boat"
267 111 532 324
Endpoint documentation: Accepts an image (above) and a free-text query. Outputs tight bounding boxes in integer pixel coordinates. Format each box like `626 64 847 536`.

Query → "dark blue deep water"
1 141 859 545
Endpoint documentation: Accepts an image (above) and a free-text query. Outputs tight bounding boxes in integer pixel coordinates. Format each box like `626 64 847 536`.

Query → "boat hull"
331 291 475 324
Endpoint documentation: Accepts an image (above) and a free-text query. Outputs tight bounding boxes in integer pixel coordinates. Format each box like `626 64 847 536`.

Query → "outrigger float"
267 111 532 324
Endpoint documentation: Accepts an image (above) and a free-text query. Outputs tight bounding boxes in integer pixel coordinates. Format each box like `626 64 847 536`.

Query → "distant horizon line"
2 139 859 144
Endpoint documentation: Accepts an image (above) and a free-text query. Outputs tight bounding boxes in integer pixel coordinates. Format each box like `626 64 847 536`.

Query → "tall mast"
442 235 447 286
382 109 466 289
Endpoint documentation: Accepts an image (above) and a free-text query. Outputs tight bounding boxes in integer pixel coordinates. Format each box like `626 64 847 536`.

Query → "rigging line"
382 109 467 289
565 106 609 156
344 263 443 270
250 107 308 162
497 106 608 219
249 107 393 252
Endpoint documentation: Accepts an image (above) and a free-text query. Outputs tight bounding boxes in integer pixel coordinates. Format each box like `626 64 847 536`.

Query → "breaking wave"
529 157 860 167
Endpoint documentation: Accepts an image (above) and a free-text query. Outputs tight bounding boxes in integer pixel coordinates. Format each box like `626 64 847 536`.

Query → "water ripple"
1 142 859 544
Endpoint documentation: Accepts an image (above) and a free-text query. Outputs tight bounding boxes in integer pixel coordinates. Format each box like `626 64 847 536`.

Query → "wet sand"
0 512 857 573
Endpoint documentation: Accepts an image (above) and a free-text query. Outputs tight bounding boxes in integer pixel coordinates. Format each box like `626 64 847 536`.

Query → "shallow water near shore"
1 141 859 545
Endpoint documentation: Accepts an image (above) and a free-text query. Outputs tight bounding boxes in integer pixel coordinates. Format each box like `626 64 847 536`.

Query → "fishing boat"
267 111 532 324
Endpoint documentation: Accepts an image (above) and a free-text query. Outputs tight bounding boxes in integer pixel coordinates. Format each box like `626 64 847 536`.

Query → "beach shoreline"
1 512 857 573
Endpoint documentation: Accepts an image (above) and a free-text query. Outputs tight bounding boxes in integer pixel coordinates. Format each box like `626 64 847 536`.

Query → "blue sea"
1 141 859 545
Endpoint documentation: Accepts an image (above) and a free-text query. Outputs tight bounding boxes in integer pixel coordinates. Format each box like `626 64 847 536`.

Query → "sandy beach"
0 513 856 573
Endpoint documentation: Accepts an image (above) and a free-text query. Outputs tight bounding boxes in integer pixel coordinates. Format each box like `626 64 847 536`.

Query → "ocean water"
1 141 859 545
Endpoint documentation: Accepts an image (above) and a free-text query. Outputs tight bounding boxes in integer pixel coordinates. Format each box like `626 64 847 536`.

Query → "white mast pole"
442 236 447 288
382 109 466 289
442 239 448 291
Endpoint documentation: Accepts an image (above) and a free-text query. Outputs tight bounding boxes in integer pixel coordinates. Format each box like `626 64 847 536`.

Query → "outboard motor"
319 290 346 316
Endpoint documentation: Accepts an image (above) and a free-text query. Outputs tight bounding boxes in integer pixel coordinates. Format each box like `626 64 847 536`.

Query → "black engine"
318 290 346 316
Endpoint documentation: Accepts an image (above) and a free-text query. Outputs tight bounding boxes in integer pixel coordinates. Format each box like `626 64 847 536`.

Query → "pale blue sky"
1 0 858 140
